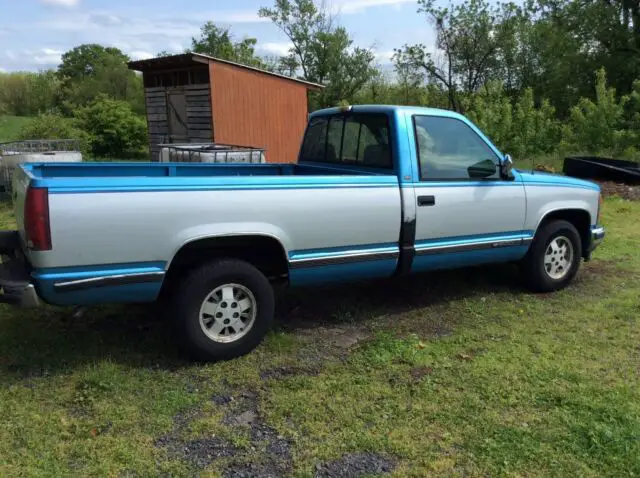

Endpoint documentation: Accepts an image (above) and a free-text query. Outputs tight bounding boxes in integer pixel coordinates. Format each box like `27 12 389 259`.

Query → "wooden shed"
127 53 323 163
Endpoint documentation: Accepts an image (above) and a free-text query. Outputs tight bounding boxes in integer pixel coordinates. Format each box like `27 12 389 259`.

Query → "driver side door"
410 114 529 272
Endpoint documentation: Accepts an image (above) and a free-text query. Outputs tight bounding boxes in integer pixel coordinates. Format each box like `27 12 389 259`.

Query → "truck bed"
12 161 402 297
24 162 394 181
23 161 395 191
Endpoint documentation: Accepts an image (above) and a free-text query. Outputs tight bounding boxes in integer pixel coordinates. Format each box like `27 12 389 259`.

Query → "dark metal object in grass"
563 156 640 185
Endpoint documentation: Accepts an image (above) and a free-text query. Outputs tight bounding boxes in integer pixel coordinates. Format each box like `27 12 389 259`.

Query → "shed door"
167 89 189 143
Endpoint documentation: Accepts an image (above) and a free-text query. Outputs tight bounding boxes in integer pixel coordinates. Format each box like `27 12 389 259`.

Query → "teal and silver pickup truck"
0 105 606 361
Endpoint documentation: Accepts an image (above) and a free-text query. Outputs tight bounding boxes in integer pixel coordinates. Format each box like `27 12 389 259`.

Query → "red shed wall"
209 62 310 164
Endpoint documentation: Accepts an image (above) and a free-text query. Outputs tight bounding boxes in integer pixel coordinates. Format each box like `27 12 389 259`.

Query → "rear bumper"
0 231 40 308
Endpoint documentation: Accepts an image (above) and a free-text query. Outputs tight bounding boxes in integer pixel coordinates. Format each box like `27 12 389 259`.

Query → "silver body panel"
412 182 527 240
523 183 600 229
34 186 402 270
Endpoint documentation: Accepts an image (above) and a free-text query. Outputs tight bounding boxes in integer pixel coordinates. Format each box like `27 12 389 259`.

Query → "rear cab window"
299 113 393 170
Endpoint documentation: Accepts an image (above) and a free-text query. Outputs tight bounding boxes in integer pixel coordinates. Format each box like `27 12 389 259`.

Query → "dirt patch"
260 365 321 381
157 436 238 469
223 462 283 478
155 390 293 475
597 180 640 201
410 366 434 382
153 403 240 470
314 452 396 477
220 392 293 476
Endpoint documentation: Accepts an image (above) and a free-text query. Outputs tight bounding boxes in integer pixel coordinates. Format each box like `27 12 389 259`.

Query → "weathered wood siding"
143 83 213 161
209 62 309 163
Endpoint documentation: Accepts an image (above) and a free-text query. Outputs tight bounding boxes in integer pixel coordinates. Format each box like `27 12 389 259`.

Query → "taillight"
24 186 52 251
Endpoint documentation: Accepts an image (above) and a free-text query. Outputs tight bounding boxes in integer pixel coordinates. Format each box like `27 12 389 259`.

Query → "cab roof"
310 105 467 121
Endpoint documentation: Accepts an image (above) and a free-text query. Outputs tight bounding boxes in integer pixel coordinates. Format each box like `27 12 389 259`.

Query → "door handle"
418 195 436 207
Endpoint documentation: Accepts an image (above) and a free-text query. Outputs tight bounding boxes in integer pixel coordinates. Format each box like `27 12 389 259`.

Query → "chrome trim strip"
54 271 165 292
289 250 400 269
415 237 532 256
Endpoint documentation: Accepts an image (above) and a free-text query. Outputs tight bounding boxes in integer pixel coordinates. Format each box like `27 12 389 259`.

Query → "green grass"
0 116 31 142
1 198 639 477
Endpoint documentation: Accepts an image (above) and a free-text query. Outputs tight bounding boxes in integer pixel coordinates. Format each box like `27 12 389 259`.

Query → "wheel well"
165 235 289 287
539 209 591 256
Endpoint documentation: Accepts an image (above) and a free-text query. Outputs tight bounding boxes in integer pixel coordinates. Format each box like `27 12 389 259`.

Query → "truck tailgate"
11 164 30 252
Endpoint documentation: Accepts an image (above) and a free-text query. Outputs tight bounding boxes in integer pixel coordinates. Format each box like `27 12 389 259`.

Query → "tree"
58 44 130 80
394 0 521 112
0 71 60 116
57 44 142 114
259 0 377 108
189 23 266 68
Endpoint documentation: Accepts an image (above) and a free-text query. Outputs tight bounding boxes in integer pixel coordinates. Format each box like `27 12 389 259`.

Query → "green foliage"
189 23 267 69
17 114 85 140
0 71 60 116
395 0 520 112
58 44 130 80
74 95 147 158
16 114 89 154
562 69 637 157
57 44 143 115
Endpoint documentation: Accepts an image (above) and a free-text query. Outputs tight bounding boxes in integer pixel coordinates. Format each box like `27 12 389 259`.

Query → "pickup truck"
0 105 606 361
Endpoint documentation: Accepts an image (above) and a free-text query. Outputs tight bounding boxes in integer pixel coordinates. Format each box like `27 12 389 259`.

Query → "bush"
74 95 148 158
562 68 635 157
17 114 89 154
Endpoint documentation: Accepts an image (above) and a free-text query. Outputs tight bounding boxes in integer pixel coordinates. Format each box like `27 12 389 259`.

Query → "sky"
0 0 435 73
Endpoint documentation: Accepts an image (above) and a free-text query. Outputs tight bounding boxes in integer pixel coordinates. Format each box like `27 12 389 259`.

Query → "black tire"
169 258 275 361
521 219 583 292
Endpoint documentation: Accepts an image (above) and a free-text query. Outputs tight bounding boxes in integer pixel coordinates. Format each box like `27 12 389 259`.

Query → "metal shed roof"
127 53 324 91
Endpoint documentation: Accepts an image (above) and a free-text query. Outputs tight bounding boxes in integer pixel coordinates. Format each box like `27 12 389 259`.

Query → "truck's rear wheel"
170 258 275 361
521 219 582 292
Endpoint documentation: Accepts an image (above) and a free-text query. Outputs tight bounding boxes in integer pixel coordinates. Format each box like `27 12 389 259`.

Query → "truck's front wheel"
170 258 275 361
521 219 582 292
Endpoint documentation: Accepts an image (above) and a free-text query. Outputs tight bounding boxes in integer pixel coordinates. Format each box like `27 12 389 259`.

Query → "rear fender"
168 222 292 270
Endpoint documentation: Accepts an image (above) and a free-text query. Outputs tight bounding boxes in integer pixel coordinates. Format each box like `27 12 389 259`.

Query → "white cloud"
334 0 416 14
39 0 80 7
33 48 63 65
375 50 395 64
129 51 154 61
0 67 6 73
258 42 294 57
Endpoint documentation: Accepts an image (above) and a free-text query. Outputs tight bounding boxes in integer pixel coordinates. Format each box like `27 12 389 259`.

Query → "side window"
299 117 328 162
357 115 391 168
326 117 344 163
299 113 393 169
414 115 500 181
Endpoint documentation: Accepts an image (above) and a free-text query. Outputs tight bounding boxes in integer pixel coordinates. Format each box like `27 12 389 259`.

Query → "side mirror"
500 154 514 179
468 159 498 179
